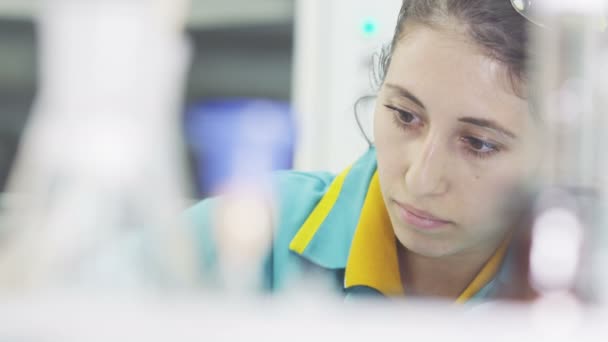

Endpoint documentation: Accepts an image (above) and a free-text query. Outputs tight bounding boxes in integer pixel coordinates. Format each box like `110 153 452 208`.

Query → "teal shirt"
185 148 517 302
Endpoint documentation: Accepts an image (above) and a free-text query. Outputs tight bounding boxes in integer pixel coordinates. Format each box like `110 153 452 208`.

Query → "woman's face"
374 26 540 258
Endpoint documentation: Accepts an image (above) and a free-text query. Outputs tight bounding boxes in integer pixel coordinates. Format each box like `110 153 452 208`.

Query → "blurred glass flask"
0 0 199 292
528 0 607 302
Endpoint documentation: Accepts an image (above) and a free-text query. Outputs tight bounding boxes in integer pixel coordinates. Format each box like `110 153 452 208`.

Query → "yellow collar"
344 171 510 302
343 171 403 296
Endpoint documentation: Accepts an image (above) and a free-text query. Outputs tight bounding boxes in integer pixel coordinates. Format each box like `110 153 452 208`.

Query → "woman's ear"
354 95 377 147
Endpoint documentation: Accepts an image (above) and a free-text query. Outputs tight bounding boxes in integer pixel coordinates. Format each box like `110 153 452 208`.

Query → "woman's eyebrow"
384 83 426 109
458 117 518 139
384 83 518 139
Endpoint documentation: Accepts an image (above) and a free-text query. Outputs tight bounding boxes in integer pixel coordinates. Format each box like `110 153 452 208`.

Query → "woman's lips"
393 200 452 231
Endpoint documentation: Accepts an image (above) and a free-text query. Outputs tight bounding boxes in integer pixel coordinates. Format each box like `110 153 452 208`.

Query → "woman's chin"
393 225 463 258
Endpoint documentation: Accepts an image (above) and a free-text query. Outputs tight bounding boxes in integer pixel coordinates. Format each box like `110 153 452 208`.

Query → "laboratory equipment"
526 0 607 303
292 0 402 172
185 99 295 197
0 0 197 292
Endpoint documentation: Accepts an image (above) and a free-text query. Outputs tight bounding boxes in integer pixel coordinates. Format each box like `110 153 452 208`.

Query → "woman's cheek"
460 169 529 232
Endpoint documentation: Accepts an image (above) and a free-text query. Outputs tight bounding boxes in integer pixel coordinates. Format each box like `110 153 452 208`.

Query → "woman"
187 0 540 303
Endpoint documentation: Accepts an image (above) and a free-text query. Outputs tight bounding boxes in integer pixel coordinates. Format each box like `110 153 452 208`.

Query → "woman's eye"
385 105 421 127
461 136 500 158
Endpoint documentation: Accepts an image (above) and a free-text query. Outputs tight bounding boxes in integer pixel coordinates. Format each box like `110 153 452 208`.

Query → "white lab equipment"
0 0 197 291
292 0 402 172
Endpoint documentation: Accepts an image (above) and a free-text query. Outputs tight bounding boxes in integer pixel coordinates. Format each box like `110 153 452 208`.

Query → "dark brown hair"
375 0 530 96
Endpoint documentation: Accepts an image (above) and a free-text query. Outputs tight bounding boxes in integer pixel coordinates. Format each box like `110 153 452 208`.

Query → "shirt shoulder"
184 170 337 287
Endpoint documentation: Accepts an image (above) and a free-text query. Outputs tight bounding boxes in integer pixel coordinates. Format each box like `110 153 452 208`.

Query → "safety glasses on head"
510 0 544 27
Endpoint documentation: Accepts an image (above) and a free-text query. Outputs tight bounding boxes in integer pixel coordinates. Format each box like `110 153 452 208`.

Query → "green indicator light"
362 18 379 37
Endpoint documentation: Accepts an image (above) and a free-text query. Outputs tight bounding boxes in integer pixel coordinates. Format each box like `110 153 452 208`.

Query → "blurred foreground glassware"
0 0 198 292
527 0 607 303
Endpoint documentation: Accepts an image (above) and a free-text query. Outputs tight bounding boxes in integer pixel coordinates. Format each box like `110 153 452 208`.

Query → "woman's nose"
404 135 449 198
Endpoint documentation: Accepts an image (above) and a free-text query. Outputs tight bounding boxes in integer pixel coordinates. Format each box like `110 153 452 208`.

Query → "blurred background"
0 0 294 197
0 0 403 198
0 2 37 193
0 0 408 295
